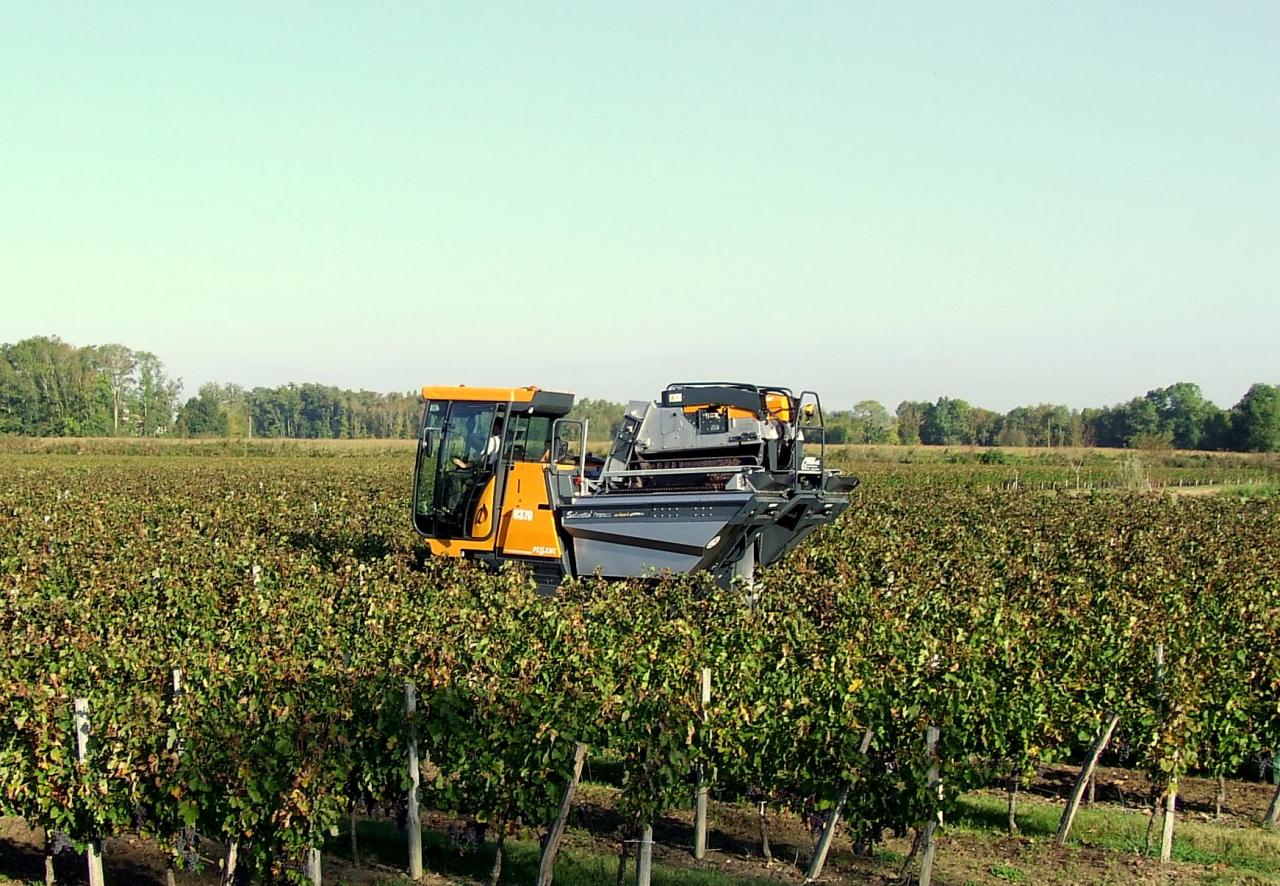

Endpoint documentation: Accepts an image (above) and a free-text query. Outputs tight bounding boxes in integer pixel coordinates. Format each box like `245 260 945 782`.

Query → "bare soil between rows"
3 764 1276 885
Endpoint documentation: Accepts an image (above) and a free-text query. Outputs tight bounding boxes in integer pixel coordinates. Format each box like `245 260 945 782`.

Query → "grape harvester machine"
412 382 858 589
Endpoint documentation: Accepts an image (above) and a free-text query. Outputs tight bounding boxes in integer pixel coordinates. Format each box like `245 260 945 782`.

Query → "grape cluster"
174 827 200 870
446 820 486 854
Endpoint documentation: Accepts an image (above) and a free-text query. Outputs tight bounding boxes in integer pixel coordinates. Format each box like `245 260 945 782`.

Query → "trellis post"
918 726 941 886
73 699 105 886
406 681 423 880
694 667 711 859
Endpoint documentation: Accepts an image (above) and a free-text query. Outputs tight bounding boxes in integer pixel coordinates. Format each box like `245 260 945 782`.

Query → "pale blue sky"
3 2 1277 411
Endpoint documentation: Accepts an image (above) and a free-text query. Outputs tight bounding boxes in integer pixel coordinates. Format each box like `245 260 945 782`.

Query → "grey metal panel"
573 538 701 577
662 384 767 414
567 491 756 509
560 491 758 578
634 407 769 454
528 391 576 415
572 517 727 549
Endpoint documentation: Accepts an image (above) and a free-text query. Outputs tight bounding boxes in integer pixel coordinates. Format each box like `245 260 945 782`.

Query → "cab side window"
506 414 555 461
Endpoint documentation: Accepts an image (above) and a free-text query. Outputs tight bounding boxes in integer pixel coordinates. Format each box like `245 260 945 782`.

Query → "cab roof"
420 385 576 414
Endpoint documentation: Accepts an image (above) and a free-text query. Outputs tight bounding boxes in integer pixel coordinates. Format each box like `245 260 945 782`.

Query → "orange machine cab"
412 385 576 564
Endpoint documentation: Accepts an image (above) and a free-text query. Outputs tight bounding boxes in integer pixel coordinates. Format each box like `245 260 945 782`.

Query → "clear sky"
3 2 1277 412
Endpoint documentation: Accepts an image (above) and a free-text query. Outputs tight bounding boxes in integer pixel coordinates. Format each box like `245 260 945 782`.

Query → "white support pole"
694 667 711 860
304 846 322 885
805 785 848 883
736 540 757 606
168 668 184 886
635 825 653 886
73 698 105 886
406 682 423 881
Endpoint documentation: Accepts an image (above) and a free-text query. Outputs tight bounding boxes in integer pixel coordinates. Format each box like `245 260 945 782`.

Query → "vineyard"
3 449 1280 884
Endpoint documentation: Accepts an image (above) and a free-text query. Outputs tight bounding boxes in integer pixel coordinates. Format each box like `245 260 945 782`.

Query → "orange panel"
420 384 570 403
765 393 792 422
469 477 497 537
427 536 495 556
496 462 562 559
682 405 757 419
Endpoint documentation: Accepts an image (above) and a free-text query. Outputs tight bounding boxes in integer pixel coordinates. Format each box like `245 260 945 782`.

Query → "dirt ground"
3 765 1276 885
0 817 435 886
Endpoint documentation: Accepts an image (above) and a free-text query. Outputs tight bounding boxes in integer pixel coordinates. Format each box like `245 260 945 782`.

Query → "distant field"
824 441 1280 464
0 435 417 457
4 435 1277 496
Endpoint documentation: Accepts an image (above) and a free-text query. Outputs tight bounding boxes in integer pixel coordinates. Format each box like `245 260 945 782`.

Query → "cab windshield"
414 401 503 538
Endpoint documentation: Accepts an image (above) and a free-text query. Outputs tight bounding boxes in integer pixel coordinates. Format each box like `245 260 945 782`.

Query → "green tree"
822 416 850 444
851 400 894 444
130 351 181 436
895 401 927 445
176 391 229 436
1119 397 1165 448
921 397 976 445
1199 408 1234 450
972 407 1003 446
1 336 106 435
568 397 626 442
1146 382 1217 450
1230 383 1280 452
91 343 136 435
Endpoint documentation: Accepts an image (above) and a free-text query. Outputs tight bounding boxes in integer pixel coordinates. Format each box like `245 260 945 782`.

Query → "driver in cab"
452 416 503 470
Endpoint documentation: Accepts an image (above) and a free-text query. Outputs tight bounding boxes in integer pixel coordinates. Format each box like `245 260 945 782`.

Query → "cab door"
495 413 563 559
413 400 506 547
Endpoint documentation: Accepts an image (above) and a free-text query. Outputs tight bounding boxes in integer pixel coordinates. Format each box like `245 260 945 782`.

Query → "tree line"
3 336 1277 450
0 336 180 437
0 336 420 440
179 382 420 439
880 381 1280 452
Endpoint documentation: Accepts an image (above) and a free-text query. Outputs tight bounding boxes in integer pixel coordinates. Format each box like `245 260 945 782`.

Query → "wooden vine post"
694 667 711 860
1055 712 1120 845
405 681 423 881
219 839 239 886
536 741 588 886
73 698 105 886
918 726 942 886
1160 784 1178 863
804 726 873 883
304 847 322 885
349 805 360 866
1153 642 1178 863
1266 751 1280 829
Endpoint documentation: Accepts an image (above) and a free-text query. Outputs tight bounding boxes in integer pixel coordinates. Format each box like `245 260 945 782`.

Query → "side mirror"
550 418 587 471
421 428 437 458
